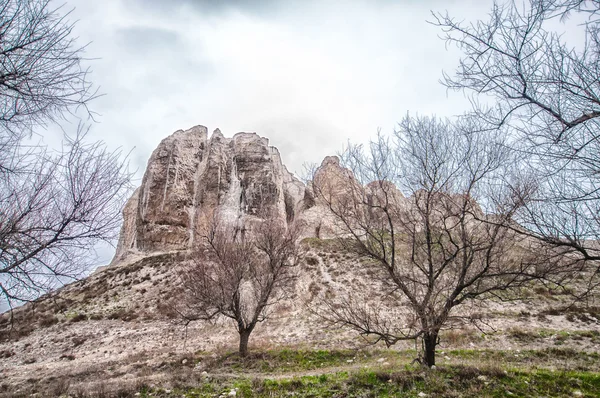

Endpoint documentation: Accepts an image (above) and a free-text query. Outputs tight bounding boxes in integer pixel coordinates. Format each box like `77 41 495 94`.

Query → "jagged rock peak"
320 155 340 167
112 126 306 262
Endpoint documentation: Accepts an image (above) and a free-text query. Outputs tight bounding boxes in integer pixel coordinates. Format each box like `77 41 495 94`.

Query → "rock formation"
297 156 362 239
113 126 309 262
112 125 409 263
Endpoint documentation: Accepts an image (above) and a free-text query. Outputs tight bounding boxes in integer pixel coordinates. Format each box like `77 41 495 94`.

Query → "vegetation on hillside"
6 347 598 397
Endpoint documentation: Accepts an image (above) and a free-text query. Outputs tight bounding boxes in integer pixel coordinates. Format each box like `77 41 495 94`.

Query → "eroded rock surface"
136 126 208 252
115 126 308 259
112 187 140 263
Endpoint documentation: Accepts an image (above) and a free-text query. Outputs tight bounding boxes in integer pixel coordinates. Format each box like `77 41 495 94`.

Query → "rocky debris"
1 207 597 396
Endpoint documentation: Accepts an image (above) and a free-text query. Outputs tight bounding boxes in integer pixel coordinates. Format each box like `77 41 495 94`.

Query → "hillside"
1 239 599 396
0 128 599 397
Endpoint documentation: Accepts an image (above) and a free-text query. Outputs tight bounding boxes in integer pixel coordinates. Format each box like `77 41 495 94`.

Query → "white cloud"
62 0 494 173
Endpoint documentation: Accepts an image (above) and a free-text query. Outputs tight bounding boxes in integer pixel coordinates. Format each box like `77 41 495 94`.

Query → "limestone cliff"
297 156 361 239
113 126 308 261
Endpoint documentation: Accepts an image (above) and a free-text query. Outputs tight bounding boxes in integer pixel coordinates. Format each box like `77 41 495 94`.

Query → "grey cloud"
132 0 285 18
108 26 215 100
250 115 347 176
115 26 182 52
133 0 454 20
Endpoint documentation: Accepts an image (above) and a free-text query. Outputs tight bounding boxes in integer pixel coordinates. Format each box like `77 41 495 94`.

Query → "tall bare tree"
0 0 96 135
173 218 299 357
312 115 570 367
0 0 132 310
432 0 600 269
0 129 132 308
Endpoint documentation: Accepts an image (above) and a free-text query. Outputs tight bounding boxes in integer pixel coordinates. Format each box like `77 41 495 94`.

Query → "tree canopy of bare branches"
312 115 573 367
0 0 132 310
0 0 96 135
172 218 300 357
432 0 600 267
0 129 132 308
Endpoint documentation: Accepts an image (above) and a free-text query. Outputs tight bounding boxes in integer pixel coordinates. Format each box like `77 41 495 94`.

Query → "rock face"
112 126 414 261
297 156 362 239
114 126 308 260
112 188 140 262
136 126 208 252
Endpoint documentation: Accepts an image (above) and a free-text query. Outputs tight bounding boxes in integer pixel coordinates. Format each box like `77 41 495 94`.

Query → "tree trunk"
239 329 252 357
423 332 438 367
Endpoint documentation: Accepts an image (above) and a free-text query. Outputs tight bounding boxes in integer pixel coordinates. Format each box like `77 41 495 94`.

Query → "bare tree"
312 115 571 367
0 1 132 310
0 128 132 309
0 0 96 135
172 217 299 357
432 0 600 267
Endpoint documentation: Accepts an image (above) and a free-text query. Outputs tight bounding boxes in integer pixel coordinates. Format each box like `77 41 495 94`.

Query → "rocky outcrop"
112 126 423 261
136 126 208 252
112 188 140 263
114 126 307 259
298 156 362 239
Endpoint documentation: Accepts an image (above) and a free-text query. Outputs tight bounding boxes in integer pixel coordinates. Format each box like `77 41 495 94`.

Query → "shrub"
305 256 319 266
38 314 59 327
107 308 138 322
70 313 88 323
88 313 103 321
0 350 14 359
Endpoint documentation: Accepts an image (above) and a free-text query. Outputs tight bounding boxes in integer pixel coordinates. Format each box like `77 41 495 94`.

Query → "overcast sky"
46 0 500 265
51 0 499 177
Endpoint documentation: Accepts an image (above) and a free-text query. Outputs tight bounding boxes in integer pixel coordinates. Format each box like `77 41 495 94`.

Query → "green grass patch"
198 349 369 373
446 347 599 373
131 366 600 398
22 348 600 397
